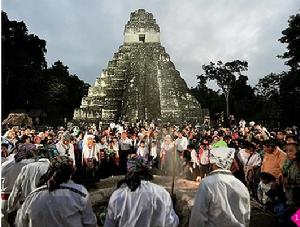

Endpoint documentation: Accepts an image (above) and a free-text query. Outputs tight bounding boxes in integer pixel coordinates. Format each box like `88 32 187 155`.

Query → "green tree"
254 73 283 126
201 60 248 118
278 12 300 72
2 11 90 126
191 75 225 123
2 11 47 116
278 11 300 127
279 73 300 127
230 75 257 120
44 61 90 124
255 73 282 99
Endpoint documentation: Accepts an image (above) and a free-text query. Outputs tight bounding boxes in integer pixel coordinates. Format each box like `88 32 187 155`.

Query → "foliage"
44 61 90 124
279 71 300 127
2 11 47 115
200 60 248 117
278 13 300 72
1 11 89 125
229 75 257 120
255 73 283 99
191 78 225 122
277 11 300 127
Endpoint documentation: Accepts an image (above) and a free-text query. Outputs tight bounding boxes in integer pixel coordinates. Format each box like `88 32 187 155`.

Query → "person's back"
8 158 50 212
190 170 250 227
105 180 178 227
15 181 96 227
189 147 250 227
1 159 34 194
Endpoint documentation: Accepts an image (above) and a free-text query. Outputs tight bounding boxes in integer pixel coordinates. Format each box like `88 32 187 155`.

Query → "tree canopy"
1 11 89 125
278 13 300 72
193 11 300 127
200 60 248 118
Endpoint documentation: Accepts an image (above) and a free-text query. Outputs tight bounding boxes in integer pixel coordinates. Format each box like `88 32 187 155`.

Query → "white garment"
191 149 200 168
7 158 50 212
175 137 188 152
112 143 119 152
98 143 108 150
199 149 210 165
257 181 272 204
1 157 8 164
82 145 98 161
1 159 35 194
104 181 179 227
238 149 261 179
137 147 149 159
210 148 235 170
1 159 35 225
161 142 174 155
15 181 97 227
238 149 261 166
150 146 157 159
189 169 250 227
56 142 75 164
119 138 132 151
109 122 116 129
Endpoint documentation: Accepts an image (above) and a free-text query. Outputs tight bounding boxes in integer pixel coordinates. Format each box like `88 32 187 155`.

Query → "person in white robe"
1 144 35 227
7 148 52 213
189 147 251 227
136 141 149 161
15 155 97 227
104 156 179 227
56 132 75 165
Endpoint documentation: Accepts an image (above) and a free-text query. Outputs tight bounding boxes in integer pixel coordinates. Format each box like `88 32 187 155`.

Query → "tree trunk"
225 93 230 118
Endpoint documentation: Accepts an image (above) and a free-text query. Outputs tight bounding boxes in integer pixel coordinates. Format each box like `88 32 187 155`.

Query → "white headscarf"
210 147 235 170
83 134 94 147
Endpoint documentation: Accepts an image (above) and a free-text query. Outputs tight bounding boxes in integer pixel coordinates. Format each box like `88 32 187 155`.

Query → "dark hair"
223 135 232 141
263 139 277 148
94 135 100 143
20 135 30 143
260 172 276 182
276 130 286 135
117 169 153 192
218 131 225 137
286 134 298 143
187 144 195 150
1 143 9 149
37 161 73 191
244 141 256 150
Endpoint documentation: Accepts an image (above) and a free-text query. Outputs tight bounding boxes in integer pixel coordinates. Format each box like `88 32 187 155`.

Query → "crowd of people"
1 120 300 226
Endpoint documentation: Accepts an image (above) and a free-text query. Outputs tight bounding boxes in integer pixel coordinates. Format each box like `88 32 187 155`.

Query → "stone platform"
90 175 277 227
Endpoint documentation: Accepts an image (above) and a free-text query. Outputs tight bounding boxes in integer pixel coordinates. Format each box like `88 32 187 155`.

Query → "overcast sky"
2 0 299 88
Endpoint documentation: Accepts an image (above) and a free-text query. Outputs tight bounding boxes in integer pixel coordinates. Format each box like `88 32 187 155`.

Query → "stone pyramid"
73 9 204 124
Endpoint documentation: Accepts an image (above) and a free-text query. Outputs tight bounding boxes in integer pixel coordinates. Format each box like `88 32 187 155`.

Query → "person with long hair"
15 155 96 227
104 156 179 227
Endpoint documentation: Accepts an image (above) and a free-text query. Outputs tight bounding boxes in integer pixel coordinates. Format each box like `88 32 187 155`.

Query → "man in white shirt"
1 145 35 227
104 157 179 227
189 147 250 227
136 141 149 161
175 132 188 152
82 135 99 187
175 132 188 175
7 148 52 213
15 155 97 227
118 132 132 174
56 132 75 165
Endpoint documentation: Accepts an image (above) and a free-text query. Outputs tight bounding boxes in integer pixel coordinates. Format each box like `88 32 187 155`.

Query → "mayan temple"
73 9 204 124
